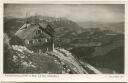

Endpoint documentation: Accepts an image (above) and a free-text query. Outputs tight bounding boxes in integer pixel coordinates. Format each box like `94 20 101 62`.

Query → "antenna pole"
26 13 28 28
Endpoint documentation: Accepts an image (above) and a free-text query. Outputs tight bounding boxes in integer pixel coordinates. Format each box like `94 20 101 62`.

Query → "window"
37 30 42 34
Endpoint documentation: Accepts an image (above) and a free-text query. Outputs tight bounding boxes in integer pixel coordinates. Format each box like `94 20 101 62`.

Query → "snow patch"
12 45 33 53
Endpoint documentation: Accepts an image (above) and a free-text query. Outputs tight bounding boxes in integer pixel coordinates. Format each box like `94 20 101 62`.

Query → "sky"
4 4 124 23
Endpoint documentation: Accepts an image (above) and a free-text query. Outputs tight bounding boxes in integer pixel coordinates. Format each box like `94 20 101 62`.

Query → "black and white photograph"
3 4 124 74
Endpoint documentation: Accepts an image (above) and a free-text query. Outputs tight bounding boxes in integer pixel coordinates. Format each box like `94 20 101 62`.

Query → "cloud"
4 4 124 23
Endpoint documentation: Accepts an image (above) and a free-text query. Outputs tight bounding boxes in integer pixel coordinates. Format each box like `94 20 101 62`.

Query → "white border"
0 0 128 82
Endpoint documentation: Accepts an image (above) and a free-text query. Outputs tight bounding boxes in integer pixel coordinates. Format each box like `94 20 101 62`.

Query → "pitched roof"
15 23 50 40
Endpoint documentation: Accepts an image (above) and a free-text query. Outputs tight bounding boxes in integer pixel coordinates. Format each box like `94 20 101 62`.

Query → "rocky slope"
4 35 101 74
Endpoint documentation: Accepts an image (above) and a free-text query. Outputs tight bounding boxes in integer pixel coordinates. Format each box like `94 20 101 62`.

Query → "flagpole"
26 13 27 28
